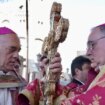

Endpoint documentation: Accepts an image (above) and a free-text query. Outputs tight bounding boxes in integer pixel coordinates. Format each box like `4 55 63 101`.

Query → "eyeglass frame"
87 36 105 50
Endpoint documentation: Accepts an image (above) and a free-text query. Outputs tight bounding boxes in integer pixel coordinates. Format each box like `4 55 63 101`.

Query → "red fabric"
18 69 98 105
61 69 104 105
25 79 39 93
55 83 65 97
18 79 42 105
62 68 98 97
62 85 105 105
18 79 64 105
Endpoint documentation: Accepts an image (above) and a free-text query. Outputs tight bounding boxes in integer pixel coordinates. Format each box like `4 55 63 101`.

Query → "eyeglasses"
87 36 105 50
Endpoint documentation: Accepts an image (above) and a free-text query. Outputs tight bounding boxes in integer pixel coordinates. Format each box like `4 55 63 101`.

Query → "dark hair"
71 56 91 76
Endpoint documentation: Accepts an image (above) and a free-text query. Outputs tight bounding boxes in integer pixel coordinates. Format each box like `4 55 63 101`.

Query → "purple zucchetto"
0 27 16 35
97 23 105 27
94 23 105 29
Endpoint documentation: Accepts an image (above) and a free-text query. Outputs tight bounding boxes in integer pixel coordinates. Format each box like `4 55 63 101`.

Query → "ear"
75 68 80 75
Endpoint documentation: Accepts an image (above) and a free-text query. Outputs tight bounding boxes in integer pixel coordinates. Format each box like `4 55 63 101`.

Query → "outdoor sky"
0 0 105 73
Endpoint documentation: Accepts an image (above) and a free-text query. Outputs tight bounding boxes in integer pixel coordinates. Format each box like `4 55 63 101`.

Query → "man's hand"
39 52 62 81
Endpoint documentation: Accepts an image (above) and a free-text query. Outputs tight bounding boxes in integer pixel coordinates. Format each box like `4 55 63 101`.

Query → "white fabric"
0 71 17 105
0 89 12 105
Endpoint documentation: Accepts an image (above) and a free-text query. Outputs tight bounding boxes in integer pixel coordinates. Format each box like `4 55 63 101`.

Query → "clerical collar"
74 78 85 85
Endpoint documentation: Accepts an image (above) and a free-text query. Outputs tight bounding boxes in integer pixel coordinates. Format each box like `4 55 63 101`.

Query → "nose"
13 51 19 58
13 51 20 65
86 48 92 58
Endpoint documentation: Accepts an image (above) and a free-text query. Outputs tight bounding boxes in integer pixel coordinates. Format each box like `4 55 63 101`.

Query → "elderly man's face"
86 27 105 67
0 34 21 72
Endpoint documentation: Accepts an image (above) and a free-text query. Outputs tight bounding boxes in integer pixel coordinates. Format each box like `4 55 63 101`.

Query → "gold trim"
20 89 35 105
88 65 105 90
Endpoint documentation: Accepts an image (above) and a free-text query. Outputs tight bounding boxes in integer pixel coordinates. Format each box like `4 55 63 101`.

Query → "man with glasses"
59 23 105 105
87 36 105 51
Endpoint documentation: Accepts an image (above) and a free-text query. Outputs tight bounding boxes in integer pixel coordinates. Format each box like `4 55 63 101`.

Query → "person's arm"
18 52 62 105
18 79 40 105
39 52 62 82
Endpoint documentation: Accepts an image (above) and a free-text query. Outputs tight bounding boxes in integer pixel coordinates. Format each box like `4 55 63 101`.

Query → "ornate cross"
41 2 69 105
